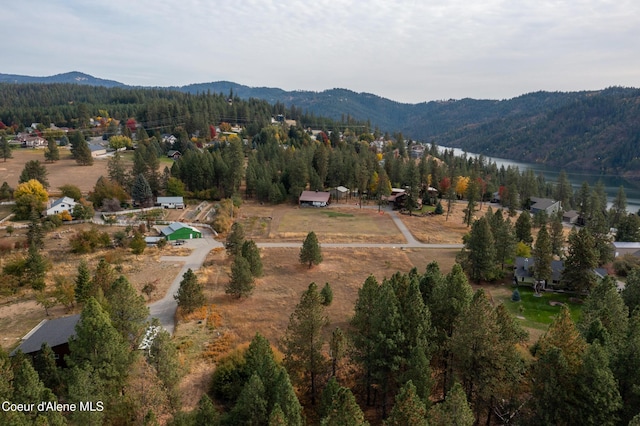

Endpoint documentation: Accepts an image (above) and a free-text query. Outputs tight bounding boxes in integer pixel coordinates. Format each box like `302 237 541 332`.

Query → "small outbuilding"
160 222 202 241
330 186 349 202
157 196 185 209
612 242 640 258
10 315 80 367
299 191 331 207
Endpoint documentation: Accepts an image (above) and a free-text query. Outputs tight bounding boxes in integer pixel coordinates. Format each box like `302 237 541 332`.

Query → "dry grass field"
192 246 460 353
0 148 111 194
236 202 405 243
0 224 186 351
398 200 476 244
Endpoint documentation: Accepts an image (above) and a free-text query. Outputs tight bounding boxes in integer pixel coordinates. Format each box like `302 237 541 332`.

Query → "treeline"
205 264 640 425
0 83 360 139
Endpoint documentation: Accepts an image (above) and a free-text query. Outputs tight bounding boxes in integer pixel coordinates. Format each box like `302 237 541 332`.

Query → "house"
382 188 408 209
514 256 608 290
330 186 349 202
514 257 564 288
46 197 77 216
299 191 331 207
162 134 178 145
410 144 425 159
160 222 202 241
563 210 580 224
157 196 185 209
19 135 47 148
10 315 80 367
167 150 181 160
530 197 561 216
89 143 107 157
612 242 640 258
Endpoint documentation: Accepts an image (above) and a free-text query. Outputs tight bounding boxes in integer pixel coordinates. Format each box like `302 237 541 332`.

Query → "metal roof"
160 222 201 236
299 191 331 203
11 315 80 355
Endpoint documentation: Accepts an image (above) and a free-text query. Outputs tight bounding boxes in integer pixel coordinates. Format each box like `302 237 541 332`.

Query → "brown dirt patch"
0 148 110 195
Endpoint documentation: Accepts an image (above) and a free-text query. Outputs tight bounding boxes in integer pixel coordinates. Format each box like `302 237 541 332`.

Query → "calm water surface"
438 146 640 213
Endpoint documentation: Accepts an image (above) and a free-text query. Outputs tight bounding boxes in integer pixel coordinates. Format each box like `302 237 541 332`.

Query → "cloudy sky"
4 0 639 103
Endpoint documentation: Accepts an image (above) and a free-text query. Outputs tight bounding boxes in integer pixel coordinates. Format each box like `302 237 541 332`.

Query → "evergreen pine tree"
195 394 220 426
174 268 205 313
429 382 474 426
515 211 533 244
460 217 496 282
226 255 255 298
67 298 131 391
33 343 62 394
0 135 12 162
70 131 94 165
384 380 428 426
106 275 149 348
131 173 153 207
19 159 49 188
321 386 368 426
44 137 60 162
225 222 245 256
230 373 268 425
241 239 263 277
299 231 323 269
74 259 94 303
561 227 598 292
320 282 333 306
533 224 553 288
283 282 328 405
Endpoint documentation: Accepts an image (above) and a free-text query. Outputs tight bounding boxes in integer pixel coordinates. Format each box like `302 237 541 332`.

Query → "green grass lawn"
498 285 583 330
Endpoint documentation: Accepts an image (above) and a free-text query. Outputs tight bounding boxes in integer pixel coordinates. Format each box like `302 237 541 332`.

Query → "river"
437 146 640 213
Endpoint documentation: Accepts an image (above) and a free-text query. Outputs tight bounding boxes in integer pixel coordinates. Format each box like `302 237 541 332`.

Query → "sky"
4 0 640 104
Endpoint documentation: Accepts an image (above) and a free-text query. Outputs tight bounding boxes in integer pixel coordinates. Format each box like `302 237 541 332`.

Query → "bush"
69 228 111 253
512 288 521 302
612 254 640 277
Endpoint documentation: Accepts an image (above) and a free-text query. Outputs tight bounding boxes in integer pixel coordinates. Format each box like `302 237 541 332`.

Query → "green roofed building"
160 222 202 241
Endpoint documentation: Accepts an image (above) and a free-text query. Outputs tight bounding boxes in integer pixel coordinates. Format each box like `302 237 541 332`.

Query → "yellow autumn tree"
455 176 470 198
14 179 49 219
108 135 132 150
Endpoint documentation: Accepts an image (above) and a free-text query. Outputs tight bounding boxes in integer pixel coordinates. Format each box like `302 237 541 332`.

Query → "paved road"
148 231 223 334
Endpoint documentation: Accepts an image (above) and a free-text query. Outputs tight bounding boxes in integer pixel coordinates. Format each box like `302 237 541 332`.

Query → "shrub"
612 254 640 277
69 228 111 253
512 288 521 302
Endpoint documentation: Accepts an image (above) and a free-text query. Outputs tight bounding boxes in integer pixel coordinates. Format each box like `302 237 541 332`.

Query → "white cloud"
2 0 640 102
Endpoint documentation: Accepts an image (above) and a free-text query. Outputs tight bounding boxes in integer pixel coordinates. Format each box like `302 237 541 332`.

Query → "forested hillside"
3 73 640 177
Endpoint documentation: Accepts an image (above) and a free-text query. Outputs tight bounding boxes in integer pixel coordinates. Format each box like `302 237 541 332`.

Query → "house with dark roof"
514 256 608 290
160 222 202 241
530 197 561 216
10 315 80 367
299 191 331 207
563 210 580 224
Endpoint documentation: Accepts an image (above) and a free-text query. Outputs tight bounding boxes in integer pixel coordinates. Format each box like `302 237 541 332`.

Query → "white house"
46 197 77 216
157 196 185 209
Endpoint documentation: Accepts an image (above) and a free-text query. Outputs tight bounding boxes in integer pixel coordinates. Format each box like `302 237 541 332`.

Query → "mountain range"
2 71 640 178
